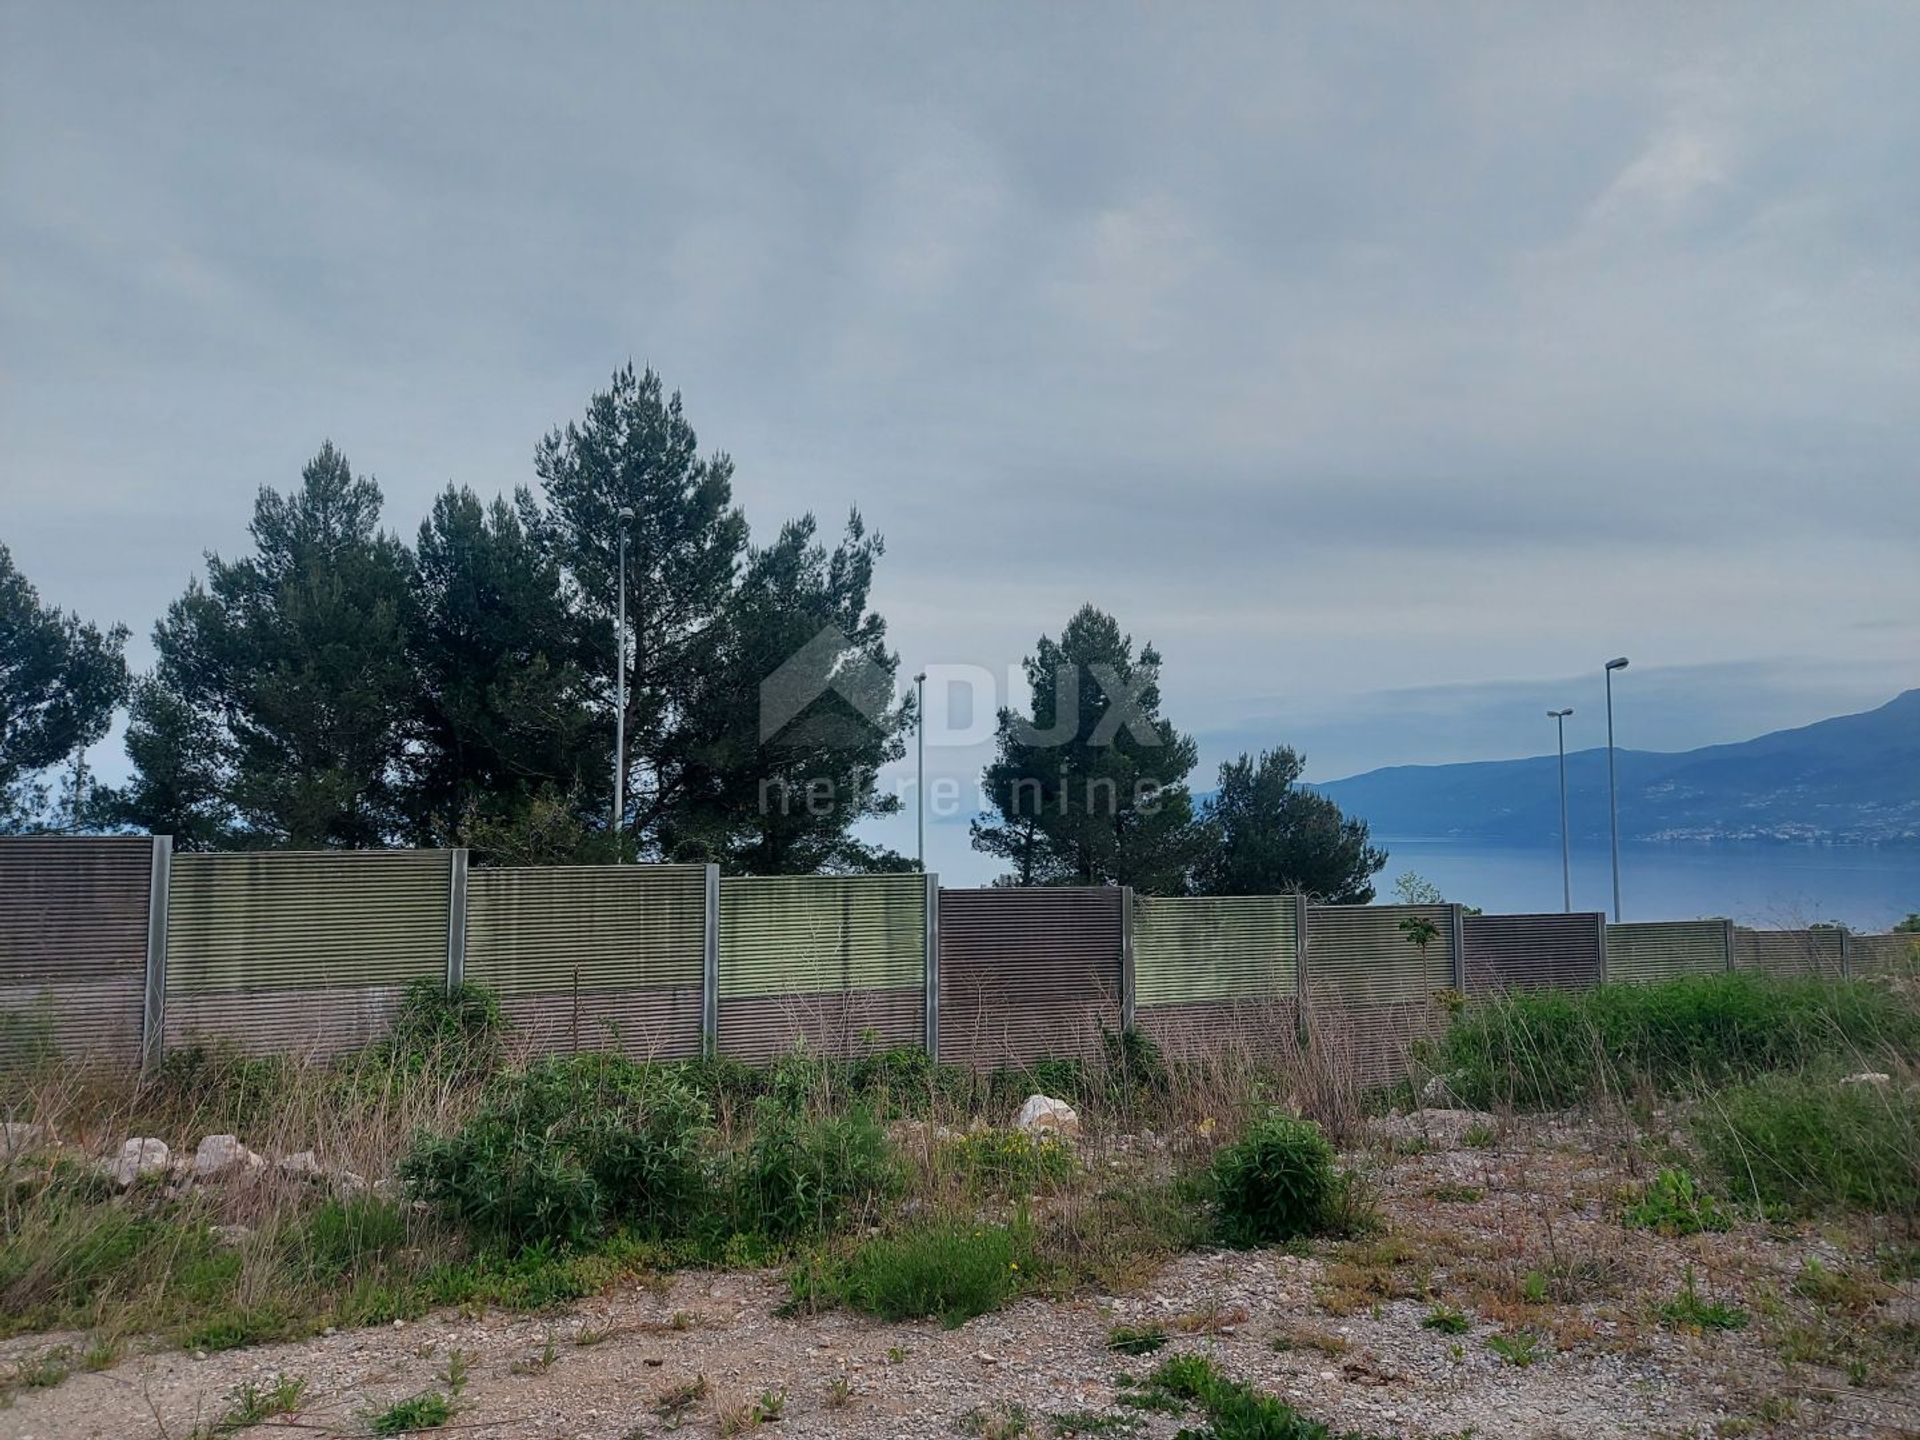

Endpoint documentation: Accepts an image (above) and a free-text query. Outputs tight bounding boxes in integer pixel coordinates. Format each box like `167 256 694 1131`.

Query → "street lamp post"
1604 657 1629 922
914 671 928 872
612 507 634 860
1548 708 1573 913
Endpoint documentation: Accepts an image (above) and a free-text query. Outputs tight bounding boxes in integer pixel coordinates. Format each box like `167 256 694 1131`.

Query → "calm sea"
1380 839 1918 932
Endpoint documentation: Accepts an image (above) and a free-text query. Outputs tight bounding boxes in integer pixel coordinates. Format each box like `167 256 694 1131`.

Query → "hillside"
1317 688 1920 844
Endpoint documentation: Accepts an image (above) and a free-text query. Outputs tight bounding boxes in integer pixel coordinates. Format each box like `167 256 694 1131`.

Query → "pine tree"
1192 747 1386 902
0 543 127 829
111 443 414 848
972 605 1199 893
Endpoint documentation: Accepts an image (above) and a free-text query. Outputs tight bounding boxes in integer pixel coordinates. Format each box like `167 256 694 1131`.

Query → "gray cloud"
3 2 1916 881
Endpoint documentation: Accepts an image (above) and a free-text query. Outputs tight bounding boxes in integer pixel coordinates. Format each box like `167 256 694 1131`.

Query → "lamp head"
617 506 634 523
1549 707 1573 718
913 671 927 683
1605 656 1629 671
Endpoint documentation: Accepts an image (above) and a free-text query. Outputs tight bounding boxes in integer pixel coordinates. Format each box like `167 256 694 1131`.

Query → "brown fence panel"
1851 932 1919 976
1463 912 1605 993
0 836 153 1063
938 887 1123 1068
1734 927 1844 979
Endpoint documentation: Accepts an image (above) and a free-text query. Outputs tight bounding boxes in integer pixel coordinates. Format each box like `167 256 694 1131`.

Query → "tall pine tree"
111 444 414 848
1192 747 1386 902
402 485 606 847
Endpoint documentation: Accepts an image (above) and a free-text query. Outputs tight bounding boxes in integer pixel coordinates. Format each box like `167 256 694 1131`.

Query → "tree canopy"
0 542 128 829
1192 747 1387 903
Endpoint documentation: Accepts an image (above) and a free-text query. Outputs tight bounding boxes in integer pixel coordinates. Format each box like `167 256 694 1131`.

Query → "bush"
1144 1353 1389 1439
1210 1112 1344 1246
1437 974 1919 1110
376 979 504 1075
400 1054 712 1248
1697 1073 1920 1216
730 1090 901 1239
796 1219 1028 1327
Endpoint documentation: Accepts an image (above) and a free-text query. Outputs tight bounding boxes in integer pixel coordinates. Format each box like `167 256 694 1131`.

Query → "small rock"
210 1223 253 1246
331 1170 368 1198
1012 1094 1080 1137
192 1134 265 1182
1841 1072 1891 1086
102 1137 170 1187
1 1121 48 1159
278 1150 324 1178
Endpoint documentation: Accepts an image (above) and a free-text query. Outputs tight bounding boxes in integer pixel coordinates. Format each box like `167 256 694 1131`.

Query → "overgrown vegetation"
1697 1072 1920 1216
1435 973 1917 1109
1139 1353 1393 1439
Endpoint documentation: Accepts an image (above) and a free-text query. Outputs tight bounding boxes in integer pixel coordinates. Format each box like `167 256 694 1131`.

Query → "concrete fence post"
924 873 940 1061
446 848 469 991
141 835 173 1071
702 864 721 1058
1119 887 1136 1032
1449 904 1467 992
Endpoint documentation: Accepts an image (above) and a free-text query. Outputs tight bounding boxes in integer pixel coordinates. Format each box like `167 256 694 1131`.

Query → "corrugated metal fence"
0 835 156 1062
2 836 1914 1071
719 874 929 1063
163 849 453 1058
937 887 1123 1068
466 863 708 1059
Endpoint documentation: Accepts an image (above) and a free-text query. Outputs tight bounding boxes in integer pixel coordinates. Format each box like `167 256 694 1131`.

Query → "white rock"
1 1121 47 1159
210 1223 253 1246
277 1150 324 1178
192 1134 265 1181
1841 1072 1891 1086
1012 1094 1080 1137
332 1170 369 1199
102 1138 170 1187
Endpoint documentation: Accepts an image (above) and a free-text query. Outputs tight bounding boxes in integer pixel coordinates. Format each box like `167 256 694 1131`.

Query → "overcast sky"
4 3 1916 880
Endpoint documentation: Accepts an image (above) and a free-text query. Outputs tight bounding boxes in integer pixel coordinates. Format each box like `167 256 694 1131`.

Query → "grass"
789 1218 1029 1327
370 1390 455 1435
1106 1322 1169 1356
1659 1267 1748 1333
1436 973 1919 1110
1139 1353 1394 1439
1420 1303 1471 1335
1485 1329 1544 1367
1619 1168 1734 1236
1697 1071 1920 1216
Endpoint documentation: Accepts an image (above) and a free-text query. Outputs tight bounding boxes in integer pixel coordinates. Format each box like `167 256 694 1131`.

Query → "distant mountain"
1317 689 1920 845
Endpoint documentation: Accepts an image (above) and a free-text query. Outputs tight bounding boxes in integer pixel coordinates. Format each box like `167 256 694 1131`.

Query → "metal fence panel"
937 887 1123 1068
165 849 452 1057
1851 932 1919 975
1604 920 1726 984
1134 895 1296 1006
1303 904 1456 1085
1463 912 1605 992
1734 927 1844 979
466 863 706 1059
0 836 153 1061
717 874 926 1062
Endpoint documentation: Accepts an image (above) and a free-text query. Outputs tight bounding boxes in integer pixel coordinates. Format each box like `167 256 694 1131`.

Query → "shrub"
1619 1168 1733 1236
797 1219 1028 1327
1697 1073 1920 1216
400 1054 712 1247
375 979 504 1075
1210 1112 1343 1246
1437 974 1918 1110
729 1092 900 1239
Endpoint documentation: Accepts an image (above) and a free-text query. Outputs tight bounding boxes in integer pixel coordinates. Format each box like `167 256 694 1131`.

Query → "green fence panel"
1733 927 1844 979
1134 895 1295 1007
165 849 451 1055
718 874 926 1061
1604 920 1726 984
1305 903 1454 1007
465 863 707 1059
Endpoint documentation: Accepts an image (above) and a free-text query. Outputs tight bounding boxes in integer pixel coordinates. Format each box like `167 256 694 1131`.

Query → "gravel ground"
5 1113 1916 1439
